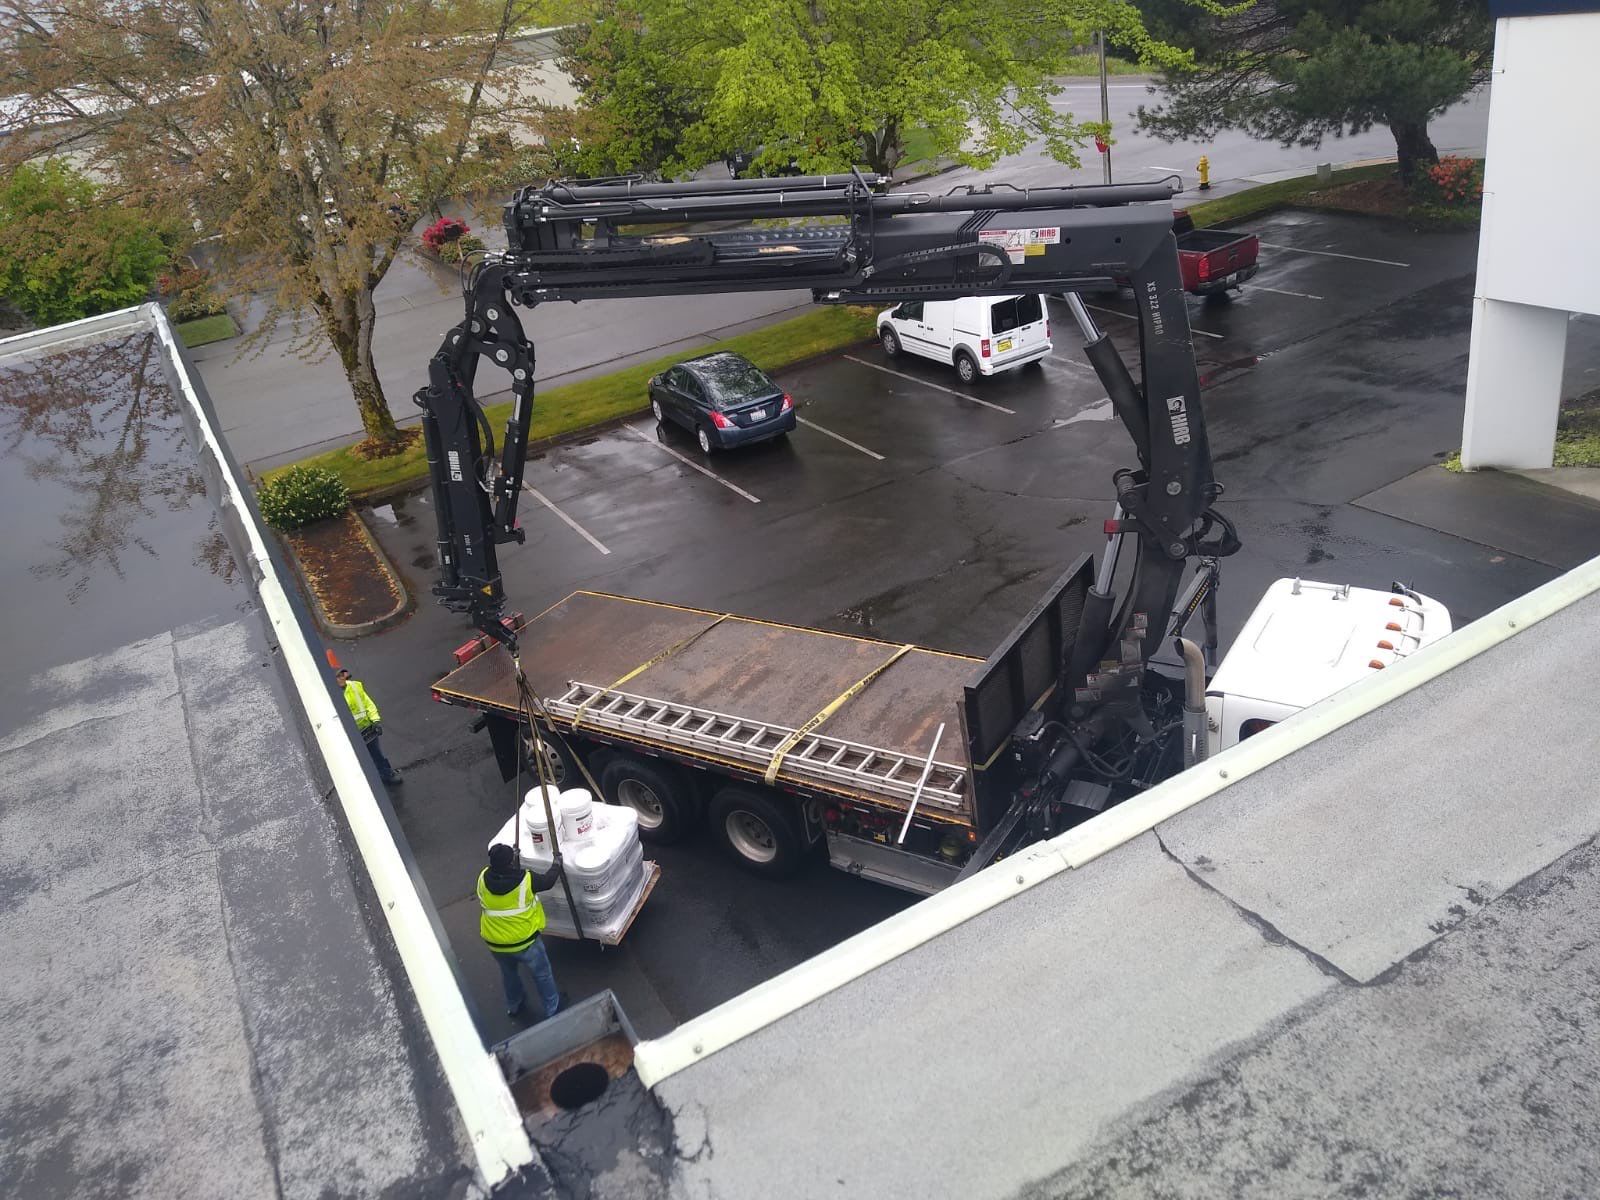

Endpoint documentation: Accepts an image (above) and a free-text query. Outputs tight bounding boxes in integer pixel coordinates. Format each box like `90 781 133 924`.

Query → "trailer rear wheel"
525 729 579 790
599 757 692 845
708 787 805 878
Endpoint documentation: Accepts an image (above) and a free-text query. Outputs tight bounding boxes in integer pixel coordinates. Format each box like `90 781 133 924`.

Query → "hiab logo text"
1167 396 1192 445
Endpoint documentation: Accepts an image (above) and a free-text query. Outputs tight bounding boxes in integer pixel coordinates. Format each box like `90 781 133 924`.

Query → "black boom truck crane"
419 173 1241 893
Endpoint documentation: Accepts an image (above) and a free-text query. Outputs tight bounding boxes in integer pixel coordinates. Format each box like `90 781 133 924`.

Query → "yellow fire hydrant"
1197 155 1212 191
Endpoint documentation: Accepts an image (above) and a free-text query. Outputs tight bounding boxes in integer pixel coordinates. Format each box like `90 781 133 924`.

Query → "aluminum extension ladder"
546 680 968 811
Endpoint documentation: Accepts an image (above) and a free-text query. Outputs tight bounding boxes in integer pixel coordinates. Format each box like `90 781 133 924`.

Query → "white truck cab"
1206 579 1453 755
877 295 1052 383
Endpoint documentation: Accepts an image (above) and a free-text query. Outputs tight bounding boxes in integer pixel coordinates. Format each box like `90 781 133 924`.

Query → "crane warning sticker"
977 226 1062 263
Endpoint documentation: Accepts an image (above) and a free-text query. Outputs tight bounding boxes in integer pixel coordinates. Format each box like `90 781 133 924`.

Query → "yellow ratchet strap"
763 644 915 784
571 613 731 728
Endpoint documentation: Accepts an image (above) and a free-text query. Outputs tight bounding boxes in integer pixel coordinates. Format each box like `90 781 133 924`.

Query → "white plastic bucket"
522 785 560 847
558 788 595 844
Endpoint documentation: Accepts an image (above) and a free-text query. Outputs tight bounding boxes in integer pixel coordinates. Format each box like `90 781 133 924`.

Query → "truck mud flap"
485 712 522 783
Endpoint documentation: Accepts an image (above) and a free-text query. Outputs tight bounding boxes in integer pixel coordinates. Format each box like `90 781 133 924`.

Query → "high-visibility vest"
478 868 546 954
343 680 381 729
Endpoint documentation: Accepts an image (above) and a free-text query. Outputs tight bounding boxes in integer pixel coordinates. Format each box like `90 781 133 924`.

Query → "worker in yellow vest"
480 844 565 1021
336 667 402 785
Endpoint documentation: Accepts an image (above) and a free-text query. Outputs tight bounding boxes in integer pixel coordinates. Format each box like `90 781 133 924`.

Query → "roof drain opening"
550 1061 610 1111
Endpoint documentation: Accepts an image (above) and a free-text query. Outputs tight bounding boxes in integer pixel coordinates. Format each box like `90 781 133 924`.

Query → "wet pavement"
347 208 1600 1046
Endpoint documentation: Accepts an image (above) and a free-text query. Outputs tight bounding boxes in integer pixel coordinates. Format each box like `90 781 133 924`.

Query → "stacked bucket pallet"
493 784 649 941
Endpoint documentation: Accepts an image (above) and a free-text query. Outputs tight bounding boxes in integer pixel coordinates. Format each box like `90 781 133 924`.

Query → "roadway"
349 209 1600 1047
934 78 1490 196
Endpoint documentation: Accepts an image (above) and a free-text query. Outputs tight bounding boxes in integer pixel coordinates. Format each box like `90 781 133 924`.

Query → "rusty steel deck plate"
435 591 978 773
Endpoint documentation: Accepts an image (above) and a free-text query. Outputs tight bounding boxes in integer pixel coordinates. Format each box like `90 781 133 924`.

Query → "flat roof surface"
0 314 482 1198
650 559 1600 1199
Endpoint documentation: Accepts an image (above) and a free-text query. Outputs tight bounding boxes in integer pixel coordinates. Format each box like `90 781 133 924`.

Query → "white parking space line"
1258 241 1410 268
522 483 611 555
1251 284 1325 301
1044 346 1097 373
1143 165 1188 173
797 417 885 461
1083 303 1225 339
844 355 1018 414
624 425 762 503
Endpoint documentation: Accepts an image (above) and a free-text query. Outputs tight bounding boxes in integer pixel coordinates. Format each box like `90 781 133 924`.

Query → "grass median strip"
175 312 239 348
1184 163 1397 229
268 304 878 500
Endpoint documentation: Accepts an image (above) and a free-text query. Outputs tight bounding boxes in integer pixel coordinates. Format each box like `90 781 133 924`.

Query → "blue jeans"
363 730 396 782
493 938 560 1019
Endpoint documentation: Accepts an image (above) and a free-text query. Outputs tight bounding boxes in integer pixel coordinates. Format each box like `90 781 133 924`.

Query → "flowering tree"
3 0 546 451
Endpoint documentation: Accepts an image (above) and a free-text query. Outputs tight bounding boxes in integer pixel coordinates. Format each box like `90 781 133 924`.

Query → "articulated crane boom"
415 172 1239 867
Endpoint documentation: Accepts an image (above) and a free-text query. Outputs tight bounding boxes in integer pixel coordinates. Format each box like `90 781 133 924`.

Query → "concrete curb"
279 508 413 640
894 160 963 188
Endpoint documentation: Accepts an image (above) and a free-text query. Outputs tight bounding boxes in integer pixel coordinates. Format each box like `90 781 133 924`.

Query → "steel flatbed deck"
432 591 981 820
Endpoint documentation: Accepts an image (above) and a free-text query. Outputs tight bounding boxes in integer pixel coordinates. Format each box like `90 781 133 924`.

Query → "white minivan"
877 295 1052 383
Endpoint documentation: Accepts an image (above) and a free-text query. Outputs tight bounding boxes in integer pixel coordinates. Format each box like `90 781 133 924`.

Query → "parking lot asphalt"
349 209 1600 1045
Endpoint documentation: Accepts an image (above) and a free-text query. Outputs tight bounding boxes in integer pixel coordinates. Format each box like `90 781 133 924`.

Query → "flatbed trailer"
433 572 1097 895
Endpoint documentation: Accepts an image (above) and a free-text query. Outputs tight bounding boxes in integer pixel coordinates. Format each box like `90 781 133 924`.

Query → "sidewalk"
1355 466 1600 571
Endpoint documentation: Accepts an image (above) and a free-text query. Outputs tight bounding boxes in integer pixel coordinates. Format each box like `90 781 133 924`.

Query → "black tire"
696 425 715 454
880 327 900 357
954 350 979 385
707 786 807 878
650 395 666 422
1203 289 1235 305
599 757 693 845
525 727 580 791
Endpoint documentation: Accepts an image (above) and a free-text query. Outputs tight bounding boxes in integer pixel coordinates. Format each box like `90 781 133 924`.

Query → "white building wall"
1461 11 1600 469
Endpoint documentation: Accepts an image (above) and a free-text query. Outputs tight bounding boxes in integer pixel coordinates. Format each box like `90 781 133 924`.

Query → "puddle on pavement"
389 496 423 528
1198 354 1265 389
1053 398 1115 428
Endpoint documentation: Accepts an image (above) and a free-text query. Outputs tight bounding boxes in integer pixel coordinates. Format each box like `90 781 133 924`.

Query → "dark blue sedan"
648 352 796 453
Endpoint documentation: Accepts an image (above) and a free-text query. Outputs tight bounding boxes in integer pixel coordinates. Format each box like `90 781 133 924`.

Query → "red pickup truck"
1172 209 1259 299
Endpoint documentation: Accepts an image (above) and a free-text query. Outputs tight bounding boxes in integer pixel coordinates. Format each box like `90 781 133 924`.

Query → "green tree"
1135 0 1492 185
3 0 547 451
560 0 1195 181
0 160 173 326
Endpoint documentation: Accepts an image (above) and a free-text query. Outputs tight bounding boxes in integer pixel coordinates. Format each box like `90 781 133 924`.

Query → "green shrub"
438 234 486 263
157 263 228 321
0 160 175 325
258 464 351 531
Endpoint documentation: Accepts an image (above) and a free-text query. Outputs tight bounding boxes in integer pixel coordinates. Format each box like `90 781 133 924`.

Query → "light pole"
1098 32 1112 184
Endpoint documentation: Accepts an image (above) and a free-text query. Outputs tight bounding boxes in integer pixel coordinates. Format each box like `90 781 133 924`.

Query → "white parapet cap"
0 304 536 1188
